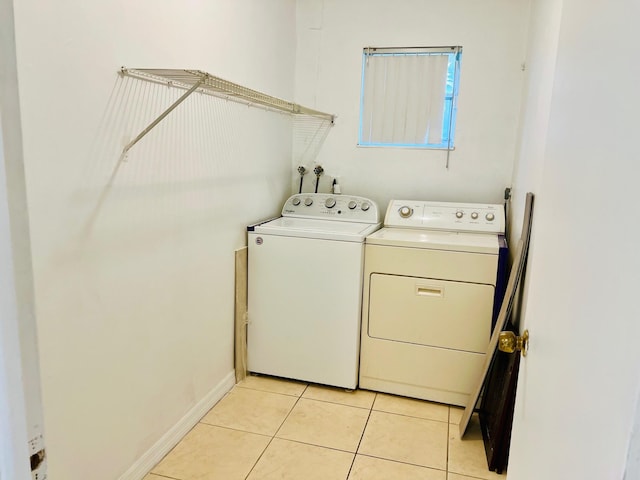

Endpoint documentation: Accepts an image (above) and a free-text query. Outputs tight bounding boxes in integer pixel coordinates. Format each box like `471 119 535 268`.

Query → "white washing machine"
359 200 508 406
247 193 380 389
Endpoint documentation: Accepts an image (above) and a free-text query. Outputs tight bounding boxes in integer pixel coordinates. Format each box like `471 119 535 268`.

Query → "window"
358 46 462 149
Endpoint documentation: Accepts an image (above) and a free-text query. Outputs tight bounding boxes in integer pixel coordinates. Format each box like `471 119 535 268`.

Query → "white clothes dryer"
359 200 508 406
247 193 380 389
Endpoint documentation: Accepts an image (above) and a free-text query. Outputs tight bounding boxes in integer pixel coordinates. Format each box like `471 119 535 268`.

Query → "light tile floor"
145 375 507 480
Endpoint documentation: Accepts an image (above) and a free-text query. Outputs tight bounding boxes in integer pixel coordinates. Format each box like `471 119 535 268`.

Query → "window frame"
357 46 462 150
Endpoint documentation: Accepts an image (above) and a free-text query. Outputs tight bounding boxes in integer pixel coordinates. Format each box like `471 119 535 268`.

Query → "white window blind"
359 46 462 149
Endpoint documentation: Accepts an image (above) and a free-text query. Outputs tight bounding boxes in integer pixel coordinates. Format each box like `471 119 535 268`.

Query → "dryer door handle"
415 285 444 298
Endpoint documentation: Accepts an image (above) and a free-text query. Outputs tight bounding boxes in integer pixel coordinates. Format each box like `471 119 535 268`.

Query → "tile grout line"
342 404 453 478
155 379 474 480
235 384 306 398
446 406 451 479
299 393 450 423
148 386 245 478
241 379 451 421
344 392 377 479
299 395 377 413
196 422 273 438
273 383 310 437
356 452 448 473
301 397 374 410
147 474 181 480
271 437 365 456
370 407 451 424
148 399 226 478
242 383 310 480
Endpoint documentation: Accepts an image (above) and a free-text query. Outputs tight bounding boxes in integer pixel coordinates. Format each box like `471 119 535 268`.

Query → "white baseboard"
118 370 236 480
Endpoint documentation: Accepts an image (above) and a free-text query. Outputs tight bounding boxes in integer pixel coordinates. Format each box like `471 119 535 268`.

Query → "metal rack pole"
121 78 205 156
118 68 335 155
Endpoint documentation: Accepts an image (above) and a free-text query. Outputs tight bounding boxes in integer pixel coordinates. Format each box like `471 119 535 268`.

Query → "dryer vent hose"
504 187 512 240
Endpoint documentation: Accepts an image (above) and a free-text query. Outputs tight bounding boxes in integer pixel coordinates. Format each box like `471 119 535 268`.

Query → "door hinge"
30 449 46 479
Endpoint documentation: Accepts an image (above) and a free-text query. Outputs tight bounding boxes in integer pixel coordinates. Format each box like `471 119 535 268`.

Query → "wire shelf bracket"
119 67 336 156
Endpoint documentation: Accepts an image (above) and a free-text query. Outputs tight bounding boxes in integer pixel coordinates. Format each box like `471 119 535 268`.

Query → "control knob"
348 201 357 210
398 206 413 218
325 197 336 209
304 197 313 206
471 212 479 220
361 202 370 211
486 212 495 221
456 211 464 219
292 197 301 206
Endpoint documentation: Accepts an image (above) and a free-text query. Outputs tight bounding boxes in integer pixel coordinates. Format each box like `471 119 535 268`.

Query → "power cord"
504 187 512 240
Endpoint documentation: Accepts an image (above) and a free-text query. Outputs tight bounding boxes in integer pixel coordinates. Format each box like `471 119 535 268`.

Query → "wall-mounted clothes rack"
119 67 335 155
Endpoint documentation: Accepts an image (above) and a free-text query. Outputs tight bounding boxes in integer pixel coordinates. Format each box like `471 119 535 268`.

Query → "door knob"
498 330 529 357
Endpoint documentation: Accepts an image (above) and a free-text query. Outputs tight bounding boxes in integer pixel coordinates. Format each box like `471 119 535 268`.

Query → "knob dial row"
456 210 495 222
289 197 372 213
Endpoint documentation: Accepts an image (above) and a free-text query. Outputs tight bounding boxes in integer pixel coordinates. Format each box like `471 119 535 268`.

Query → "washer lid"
254 217 381 242
366 227 501 254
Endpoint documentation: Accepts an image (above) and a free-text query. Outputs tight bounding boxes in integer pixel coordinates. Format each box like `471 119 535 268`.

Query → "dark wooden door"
479 320 521 473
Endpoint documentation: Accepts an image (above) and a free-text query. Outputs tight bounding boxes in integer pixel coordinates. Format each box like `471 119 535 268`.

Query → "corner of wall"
118 370 235 480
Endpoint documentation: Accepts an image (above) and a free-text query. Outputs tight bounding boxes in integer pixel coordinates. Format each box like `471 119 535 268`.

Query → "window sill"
356 143 455 151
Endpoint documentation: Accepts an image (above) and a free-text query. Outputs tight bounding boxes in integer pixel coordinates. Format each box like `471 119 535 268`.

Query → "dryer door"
368 273 494 353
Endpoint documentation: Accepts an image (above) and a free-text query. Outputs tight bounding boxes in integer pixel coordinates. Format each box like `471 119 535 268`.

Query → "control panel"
282 194 379 224
384 199 505 234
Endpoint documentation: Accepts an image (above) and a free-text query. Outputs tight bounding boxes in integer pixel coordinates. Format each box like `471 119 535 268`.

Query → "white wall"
505 0 562 331
507 0 562 244
294 0 531 209
11 1 297 478
507 0 640 478
0 117 32 480
0 0 45 477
